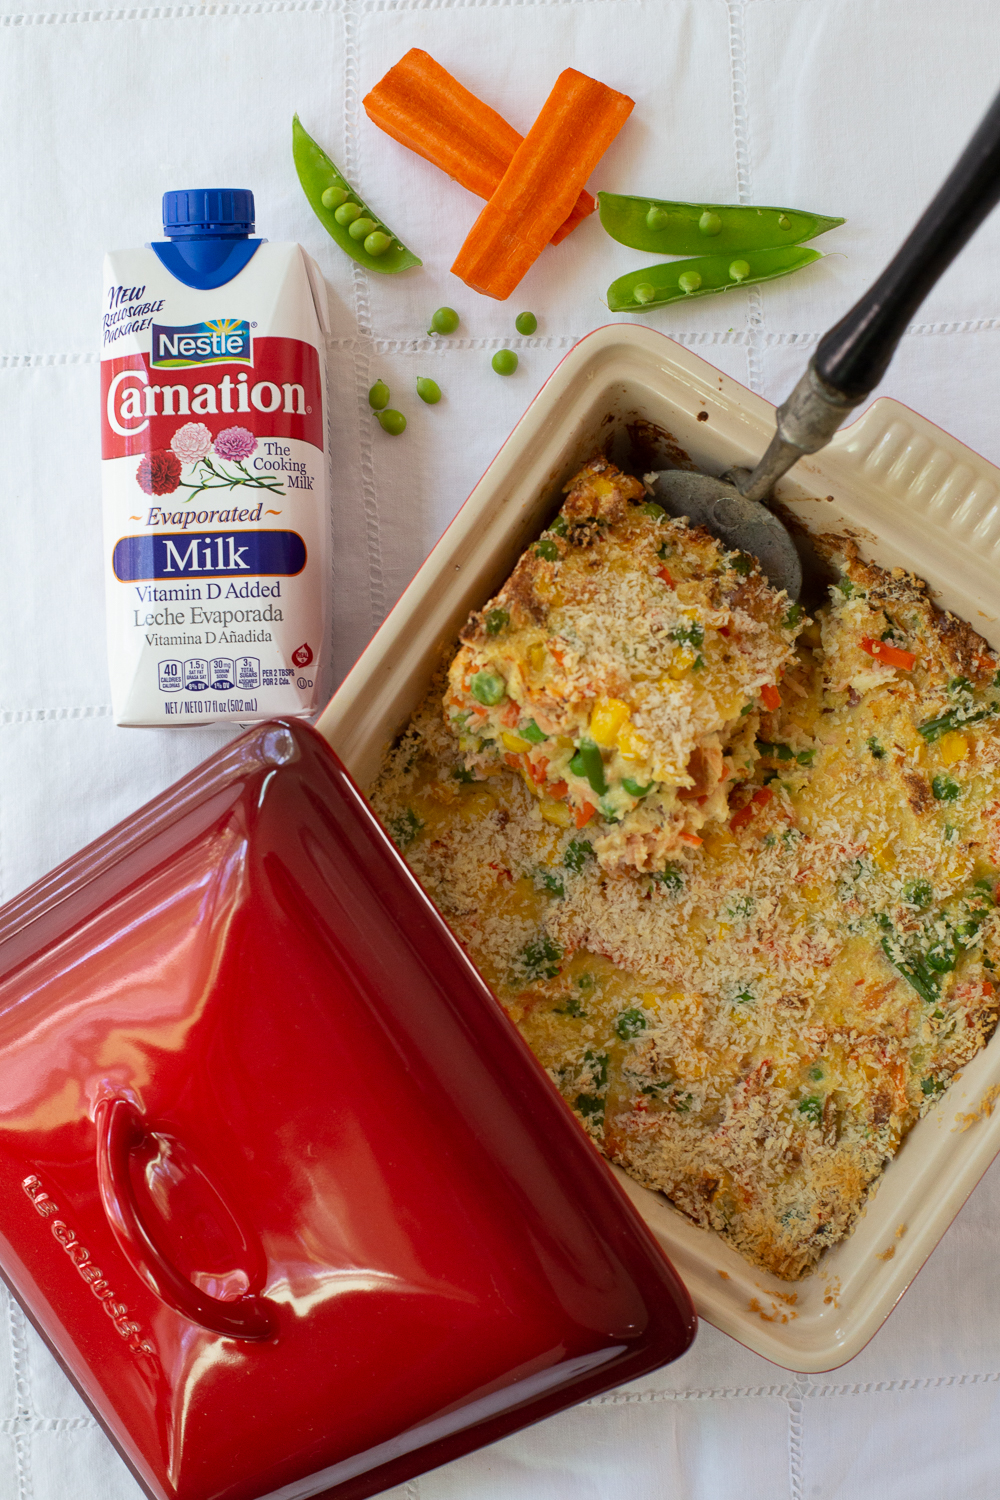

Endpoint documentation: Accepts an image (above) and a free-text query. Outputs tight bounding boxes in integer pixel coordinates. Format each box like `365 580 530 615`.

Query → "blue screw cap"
162 189 255 240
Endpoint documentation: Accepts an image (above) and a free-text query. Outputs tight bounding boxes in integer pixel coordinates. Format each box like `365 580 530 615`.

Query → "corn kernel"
668 646 698 679
873 844 896 873
616 722 651 761
590 696 631 746
501 731 532 753
540 800 573 828
939 731 969 766
529 644 547 674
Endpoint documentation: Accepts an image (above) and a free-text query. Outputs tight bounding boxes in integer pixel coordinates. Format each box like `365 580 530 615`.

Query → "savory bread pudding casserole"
370 458 1000 1280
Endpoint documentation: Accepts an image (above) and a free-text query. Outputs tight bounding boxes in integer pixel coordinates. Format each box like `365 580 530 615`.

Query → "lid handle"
95 1097 275 1342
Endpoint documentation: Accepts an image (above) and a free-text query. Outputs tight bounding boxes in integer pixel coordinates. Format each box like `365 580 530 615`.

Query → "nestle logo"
152 318 251 368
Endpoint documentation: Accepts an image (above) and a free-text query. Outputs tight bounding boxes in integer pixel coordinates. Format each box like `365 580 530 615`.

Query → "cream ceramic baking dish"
316 323 1000 1372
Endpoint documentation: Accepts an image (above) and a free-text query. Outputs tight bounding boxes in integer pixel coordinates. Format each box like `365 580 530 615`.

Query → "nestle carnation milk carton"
101 189 329 726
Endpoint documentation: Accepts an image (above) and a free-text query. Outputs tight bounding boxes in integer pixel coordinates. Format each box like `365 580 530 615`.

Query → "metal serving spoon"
649 85 1000 600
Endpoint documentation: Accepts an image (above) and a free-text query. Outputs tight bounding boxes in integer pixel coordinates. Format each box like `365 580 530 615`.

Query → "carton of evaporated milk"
101 189 330 727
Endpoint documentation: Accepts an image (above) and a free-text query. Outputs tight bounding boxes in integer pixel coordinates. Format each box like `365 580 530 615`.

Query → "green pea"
416 377 441 405
698 210 722 236
429 307 460 335
515 311 537 336
348 216 377 241
622 777 653 798
334 201 362 226
470 670 506 706
729 259 751 282
778 213 792 229
633 283 657 305
377 409 406 436
368 379 390 411
492 349 518 376
678 271 703 294
485 607 509 635
534 538 559 561
321 184 348 211
364 231 392 257
522 719 548 743
646 206 670 231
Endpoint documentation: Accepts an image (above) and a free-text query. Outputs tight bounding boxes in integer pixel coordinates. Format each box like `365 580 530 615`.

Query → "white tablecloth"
4 1 1000 1496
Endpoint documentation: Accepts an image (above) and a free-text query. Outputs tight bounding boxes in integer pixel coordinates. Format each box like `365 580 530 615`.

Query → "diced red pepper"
678 831 703 847
575 802 596 828
860 636 916 671
549 780 568 799
504 752 522 770
657 567 675 587
760 684 781 711
729 786 772 834
529 757 549 784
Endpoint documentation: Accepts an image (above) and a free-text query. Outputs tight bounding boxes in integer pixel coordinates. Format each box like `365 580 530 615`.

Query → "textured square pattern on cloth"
4 0 1000 1496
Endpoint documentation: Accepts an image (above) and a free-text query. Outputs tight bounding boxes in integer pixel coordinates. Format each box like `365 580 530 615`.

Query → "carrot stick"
363 49 594 247
451 69 633 301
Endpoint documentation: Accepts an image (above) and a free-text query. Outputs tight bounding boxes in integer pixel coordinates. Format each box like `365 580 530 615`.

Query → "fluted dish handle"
95 1097 275 1341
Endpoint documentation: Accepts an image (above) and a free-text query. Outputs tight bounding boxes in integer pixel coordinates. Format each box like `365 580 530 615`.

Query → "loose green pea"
633 283 657 305
429 307 460 335
492 349 518 376
321 184 348 211
368 379 390 411
646 206 670 231
515 311 537 336
729 259 751 282
348 216 377 241
377 409 406 435
699 210 722 236
416 377 441 405
678 271 703 293
364 231 392 257
334 201 362 226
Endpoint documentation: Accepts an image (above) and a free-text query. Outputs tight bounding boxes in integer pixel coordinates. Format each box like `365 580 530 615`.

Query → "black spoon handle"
814 85 1000 400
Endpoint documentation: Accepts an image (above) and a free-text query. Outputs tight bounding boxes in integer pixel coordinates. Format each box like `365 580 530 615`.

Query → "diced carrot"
752 787 773 807
678 832 703 847
549 780 568 799
860 636 917 671
529 757 549 784
760 684 782 711
657 566 676 587
363 49 594 246
504 752 522 770
500 700 521 726
575 802 596 828
451 69 634 301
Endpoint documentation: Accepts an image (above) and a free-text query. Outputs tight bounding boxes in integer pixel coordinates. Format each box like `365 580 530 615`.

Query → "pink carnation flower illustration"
136 449 182 496
214 426 257 462
170 422 213 466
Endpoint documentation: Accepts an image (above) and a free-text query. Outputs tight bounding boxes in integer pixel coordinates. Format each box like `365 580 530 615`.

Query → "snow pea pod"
292 115 421 274
607 245 823 312
597 193 843 256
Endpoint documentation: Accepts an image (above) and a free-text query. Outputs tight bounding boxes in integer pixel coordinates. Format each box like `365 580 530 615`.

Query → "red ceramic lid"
0 721 695 1500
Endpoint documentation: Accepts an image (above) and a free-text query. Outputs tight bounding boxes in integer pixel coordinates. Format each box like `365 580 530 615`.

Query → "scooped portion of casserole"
371 528 1000 1280
446 456 802 871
